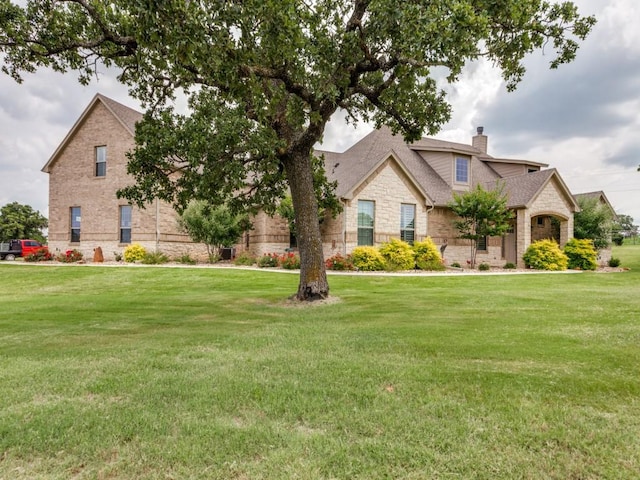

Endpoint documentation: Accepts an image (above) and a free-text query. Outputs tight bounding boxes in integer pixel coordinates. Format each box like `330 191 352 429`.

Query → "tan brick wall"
47 101 202 261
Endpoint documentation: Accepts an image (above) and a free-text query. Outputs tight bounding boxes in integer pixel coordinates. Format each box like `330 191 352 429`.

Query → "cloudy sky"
1 0 639 227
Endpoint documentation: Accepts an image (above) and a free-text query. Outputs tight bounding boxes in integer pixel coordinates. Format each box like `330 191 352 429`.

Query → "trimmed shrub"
379 238 415 271
325 253 354 271
503 262 517 269
413 237 445 271
279 252 301 270
451 262 461 268
24 248 53 262
563 238 597 270
141 251 169 264
56 249 83 263
351 246 386 271
257 253 279 268
523 239 568 271
478 262 490 271
113 251 123 262
233 251 256 266
123 243 147 263
608 257 621 268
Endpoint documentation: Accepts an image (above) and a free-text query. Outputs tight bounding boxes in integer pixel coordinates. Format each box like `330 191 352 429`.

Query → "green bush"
113 251 123 262
503 262 517 269
177 254 196 265
478 262 490 271
279 252 301 270
233 251 256 266
257 253 279 268
523 239 568 271
351 246 386 271
123 243 147 263
563 238 597 270
608 257 621 268
141 251 169 265
451 262 461 268
325 253 355 271
413 237 444 271
379 238 415 271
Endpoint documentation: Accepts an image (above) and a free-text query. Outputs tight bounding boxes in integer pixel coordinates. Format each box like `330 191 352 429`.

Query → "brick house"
42 94 209 260
45 94 584 267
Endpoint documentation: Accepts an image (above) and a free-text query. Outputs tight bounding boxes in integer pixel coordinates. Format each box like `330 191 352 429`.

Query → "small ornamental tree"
574 196 615 251
448 184 513 268
0 202 48 242
179 201 251 260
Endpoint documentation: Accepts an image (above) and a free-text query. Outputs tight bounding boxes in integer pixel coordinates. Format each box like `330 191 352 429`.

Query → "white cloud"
0 0 638 226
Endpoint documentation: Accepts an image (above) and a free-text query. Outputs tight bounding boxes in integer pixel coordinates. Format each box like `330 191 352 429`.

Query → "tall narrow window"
70 207 81 242
400 204 416 244
95 146 107 177
120 205 132 244
357 200 375 246
455 157 469 184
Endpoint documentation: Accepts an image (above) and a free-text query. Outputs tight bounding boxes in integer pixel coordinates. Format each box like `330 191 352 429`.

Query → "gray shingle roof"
318 127 577 211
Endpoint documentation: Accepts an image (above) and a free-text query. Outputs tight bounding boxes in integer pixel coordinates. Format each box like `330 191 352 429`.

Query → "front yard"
0 245 638 479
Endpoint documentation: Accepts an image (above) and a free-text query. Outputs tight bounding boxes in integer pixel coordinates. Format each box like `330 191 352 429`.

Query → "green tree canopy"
179 201 251 260
574 196 615 250
448 184 514 268
1 0 595 299
0 202 48 242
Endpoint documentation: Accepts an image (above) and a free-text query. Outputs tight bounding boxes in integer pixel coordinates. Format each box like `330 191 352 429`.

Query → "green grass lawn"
1 246 639 479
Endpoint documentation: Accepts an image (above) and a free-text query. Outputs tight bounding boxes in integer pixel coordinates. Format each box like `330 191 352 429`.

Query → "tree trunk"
283 151 329 301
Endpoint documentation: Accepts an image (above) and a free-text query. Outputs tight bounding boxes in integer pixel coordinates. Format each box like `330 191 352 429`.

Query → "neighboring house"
45 94 585 267
42 94 208 260
573 190 618 264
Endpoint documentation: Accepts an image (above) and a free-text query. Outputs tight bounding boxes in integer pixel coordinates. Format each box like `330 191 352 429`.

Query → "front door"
502 225 516 264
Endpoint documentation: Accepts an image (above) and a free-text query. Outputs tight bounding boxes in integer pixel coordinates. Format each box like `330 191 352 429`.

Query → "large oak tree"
1 0 595 299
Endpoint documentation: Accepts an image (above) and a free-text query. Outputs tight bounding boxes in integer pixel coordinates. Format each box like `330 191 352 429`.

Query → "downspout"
425 199 434 240
342 199 347 256
155 198 160 252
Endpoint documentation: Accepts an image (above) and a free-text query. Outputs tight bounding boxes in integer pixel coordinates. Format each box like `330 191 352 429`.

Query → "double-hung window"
70 207 81 242
95 146 107 177
455 157 469 184
120 205 132 244
357 200 375 246
400 204 416 244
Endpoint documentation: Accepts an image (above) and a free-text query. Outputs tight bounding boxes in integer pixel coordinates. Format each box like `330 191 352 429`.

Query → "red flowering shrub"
325 253 355 271
57 249 84 263
24 248 53 262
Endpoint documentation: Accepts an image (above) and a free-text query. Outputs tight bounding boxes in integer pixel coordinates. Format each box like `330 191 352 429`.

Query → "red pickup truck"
0 239 48 261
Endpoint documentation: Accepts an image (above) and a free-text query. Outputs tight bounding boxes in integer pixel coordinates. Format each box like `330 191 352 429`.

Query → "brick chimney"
472 126 488 154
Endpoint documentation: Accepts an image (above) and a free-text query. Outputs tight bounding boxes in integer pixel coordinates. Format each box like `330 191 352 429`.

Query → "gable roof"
320 127 462 206
574 190 617 217
318 127 579 212
42 94 142 173
485 168 578 211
